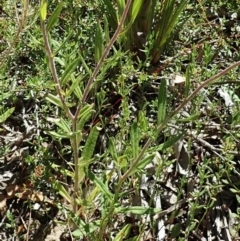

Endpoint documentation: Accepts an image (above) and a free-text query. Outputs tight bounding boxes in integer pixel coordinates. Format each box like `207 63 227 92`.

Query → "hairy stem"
121 61 240 182
74 0 133 120
40 22 73 120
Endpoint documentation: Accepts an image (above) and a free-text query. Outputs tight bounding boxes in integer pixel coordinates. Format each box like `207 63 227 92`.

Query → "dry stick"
121 61 240 183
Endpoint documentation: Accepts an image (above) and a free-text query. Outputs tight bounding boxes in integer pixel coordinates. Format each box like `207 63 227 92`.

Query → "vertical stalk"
72 120 79 212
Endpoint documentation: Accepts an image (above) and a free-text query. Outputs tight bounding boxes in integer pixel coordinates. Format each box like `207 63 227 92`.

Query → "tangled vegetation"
0 0 240 240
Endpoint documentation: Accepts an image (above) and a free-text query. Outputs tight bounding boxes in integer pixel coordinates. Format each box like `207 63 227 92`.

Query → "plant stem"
74 0 133 120
121 61 240 182
40 22 73 120
72 120 79 213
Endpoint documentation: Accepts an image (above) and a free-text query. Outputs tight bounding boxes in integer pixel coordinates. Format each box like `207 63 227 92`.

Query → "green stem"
72 120 79 213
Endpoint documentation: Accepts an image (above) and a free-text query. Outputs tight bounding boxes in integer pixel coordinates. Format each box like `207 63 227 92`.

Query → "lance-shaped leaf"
77 104 94 131
0 107 14 123
113 224 131 241
84 168 113 201
114 206 161 215
46 2 63 31
185 66 191 98
130 120 139 159
45 93 64 109
99 0 118 29
94 21 104 63
72 220 100 238
77 125 100 185
53 181 73 205
82 124 100 161
61 56 83 85
157 79 167 125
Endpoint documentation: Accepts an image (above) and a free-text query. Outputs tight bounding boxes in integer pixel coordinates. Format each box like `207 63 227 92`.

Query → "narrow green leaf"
117 0 125 17
109 138 118 162
148 132 185 153
54 30 73 55
114 206 161 215
139 0 156 33
99 0 118 29
104 15 110 43
46 2 63 31
45 93 63 108
171 223 182 238
230 188 239 194
185 65 191 97
66 74 83 99
46 117 71 133
40 1 47 21
130 120 139 159
78 53 92 76
236 194 240 204
131 0 144 22
82 125 100 160
76 157 88 185
113 224 131 241
0 92 12 101
157 79 167 125
94 21 104 63
77 104 94 131
84 168 113 200
128 154 155 176
61 56 82 85
0 107 14 123
135 153 155 169
177 113 201 123
188 222 197 232
72 220 100 238
53 181 73 205
45 130 73 139
152 0 188 63
138 110 147 132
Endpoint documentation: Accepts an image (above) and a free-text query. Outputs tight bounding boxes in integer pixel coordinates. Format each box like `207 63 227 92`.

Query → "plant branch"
40 21 73 120
121 60 240 182
74 0 133 120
